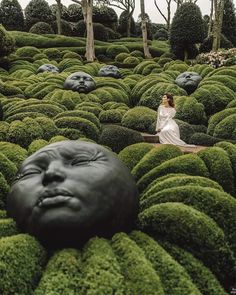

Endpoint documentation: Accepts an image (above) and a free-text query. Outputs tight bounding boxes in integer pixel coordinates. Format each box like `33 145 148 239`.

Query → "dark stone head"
7 140 138 248
63 72 96 93
37 64 59 74
98 65 121 78
175 71 202 94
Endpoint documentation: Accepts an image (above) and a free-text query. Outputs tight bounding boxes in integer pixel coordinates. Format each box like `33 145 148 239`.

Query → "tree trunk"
84 0 95 61
140 0 151 58
212 0 225 51
208 0 214 37
56 0 62 35
167 0 171 31
127 14 131 37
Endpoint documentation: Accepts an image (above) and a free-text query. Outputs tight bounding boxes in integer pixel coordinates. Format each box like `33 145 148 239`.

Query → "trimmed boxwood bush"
121 106 157 133
132 144 183 182
0 210 6 218
174 96 206 125
34 117 58 141
160 241 227 295
27 139 49 155
54 110 101 131
139 82 187 110
7 118 44 148
98 125 144 153
137 154 209 193
15 46 41 58
5 112 48 123
189 132 222 146
54 116 100 142
43 48 62 59
198 147 235 195
207 107 236 136
0 121 9 141
138 202 236 288
130 231 201 295
0 152 17 184
111 232 164 294
106 45 129 59
0 234 46 295
0 142 27 168
118 142 154 171
0 219 18 237
58 128 83 140
0 172 9 208
133 61 156 74
81 237 124 293
0 80 23 96
115 52 130 63
34 248 82 295
99 109 123 124
140 185 236 253
123 56 139 66
29 22 53 34
213 114 236 140
141 174 223 201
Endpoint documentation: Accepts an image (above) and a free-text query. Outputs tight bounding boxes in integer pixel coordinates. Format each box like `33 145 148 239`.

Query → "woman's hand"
156 129 161 132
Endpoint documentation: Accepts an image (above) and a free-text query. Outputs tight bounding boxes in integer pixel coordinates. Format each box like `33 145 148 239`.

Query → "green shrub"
160 241 227 295
99 109 123 124
140 185 236 253
115 52 130 63
189 132 222 146
51 19 73 36
34 117 58 140
24 82 59 99
0 210 6 218
43 48 62 59
7 118 44 148
0 218 18 237
137 154 209 193
0 142 27 168
27 139 49 155
133 61 156 74
118 142 154 171
198 147 235 195
130 50 144 58
0 24 15 57
29 22 53 34
0 172 9 208
0 234 46 295
54 116 100 141
174 96 206 125
0 80 23 96
5 112 48 123
139 82 187 110
121 106 157 133
44 89 81 109
81 237 125 293
130 231 201 295
141 174 223 200
34 249 82 295
227 98 236 108
49 135 68 143
0 152 17 184
123 56 139 66
213 114 236 140
138 202 236 287
0 121 9 141
207 107 236 136
132 145 183 182
106 45 129 59
111 232 164 294
75 103 103 117
54 110 101 130
98 125 144 153
58 128 82 140
15 46 41 58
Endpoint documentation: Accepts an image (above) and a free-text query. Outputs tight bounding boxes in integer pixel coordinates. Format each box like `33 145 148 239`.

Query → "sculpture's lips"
38 189 73 208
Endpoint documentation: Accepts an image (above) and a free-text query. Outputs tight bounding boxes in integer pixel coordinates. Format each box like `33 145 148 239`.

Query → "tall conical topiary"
169 2 204 60
0 0 24 31
0 24 15 57
222 0 236 46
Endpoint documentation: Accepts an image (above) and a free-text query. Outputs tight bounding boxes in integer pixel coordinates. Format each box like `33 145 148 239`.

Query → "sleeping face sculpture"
63 72 96 93
175 71 202 94
7 140 138 247
37 64 59 74
98 65 121 78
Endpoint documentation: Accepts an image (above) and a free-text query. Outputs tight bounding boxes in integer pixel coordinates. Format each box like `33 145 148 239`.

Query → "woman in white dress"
155 93 195 147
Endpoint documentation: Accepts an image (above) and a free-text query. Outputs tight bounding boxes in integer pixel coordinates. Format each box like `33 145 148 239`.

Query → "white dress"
155 105 196 147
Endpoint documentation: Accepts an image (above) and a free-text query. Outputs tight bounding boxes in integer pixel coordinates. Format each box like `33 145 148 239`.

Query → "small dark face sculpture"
37 64 59 74
7 140 138 247
175 71 202 94
98 65 121 78
63 72 96 93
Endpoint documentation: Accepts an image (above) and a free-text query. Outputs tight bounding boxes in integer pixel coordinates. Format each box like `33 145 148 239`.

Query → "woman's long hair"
165 93 175 108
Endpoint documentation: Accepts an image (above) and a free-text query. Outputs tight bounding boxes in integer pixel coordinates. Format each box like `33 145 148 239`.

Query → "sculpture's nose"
78 77 85 84
42 160 66 186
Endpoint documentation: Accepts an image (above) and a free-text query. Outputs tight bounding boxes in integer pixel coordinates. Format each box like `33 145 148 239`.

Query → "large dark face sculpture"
63 72 96 93
98 65 121 78
37 64 59 74
7 140 138 247
175 71 202 94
